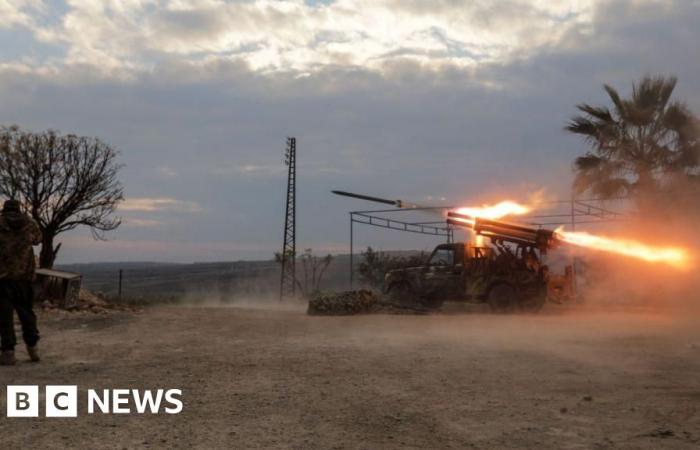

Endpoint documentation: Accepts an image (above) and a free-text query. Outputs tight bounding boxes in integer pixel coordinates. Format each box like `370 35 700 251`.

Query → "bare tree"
0 126 124 268
296 249 333 296
274 248 333 297
357 246 427 289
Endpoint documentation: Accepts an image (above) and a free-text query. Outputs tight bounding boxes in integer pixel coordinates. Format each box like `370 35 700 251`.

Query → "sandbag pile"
307 290 431 315
307 290 380 315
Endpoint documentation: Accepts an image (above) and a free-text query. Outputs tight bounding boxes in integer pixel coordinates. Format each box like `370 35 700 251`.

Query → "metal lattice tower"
280 137 297 299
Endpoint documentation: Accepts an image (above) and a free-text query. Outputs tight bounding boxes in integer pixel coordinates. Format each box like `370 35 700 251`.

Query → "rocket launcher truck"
383 212 571 312
332 190 574 312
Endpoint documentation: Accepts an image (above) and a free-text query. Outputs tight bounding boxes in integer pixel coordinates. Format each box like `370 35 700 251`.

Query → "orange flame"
452 200 690 268
454 201 531 248
455 201 530 220
556 228 689 269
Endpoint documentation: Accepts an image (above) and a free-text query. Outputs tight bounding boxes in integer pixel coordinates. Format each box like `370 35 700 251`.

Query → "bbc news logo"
5 386 183 417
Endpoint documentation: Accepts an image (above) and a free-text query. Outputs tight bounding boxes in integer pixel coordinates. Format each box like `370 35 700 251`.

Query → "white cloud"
6 0 598 77
0 0 45 29
155 165 178 177
211 162 343 177
209 163 288 177
124 217 162 227
3 0 699 264
120 197 201 212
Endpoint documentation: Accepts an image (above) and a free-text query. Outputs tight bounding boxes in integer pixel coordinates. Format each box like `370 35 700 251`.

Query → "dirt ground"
1 303 699 449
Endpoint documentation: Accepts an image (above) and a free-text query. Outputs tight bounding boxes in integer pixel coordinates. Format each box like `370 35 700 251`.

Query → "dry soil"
1 303 699 449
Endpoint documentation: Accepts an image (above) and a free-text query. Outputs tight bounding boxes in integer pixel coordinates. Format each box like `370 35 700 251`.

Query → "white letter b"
7 386 39 417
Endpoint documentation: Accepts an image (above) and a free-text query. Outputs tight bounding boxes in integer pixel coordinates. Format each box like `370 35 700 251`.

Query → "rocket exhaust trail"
331 190 435 210
333 190 691 269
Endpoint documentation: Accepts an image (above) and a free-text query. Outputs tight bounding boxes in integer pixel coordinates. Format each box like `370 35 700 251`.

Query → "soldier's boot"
27 345 40 362
0 350 17 366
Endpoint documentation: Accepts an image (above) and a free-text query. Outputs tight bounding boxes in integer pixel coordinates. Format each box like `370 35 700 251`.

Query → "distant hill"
58 259 287 299
57 250 426 300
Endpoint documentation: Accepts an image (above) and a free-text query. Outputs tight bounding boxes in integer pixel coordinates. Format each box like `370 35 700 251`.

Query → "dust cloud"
179 290 308 312
569 193 700 315
171 190 700 376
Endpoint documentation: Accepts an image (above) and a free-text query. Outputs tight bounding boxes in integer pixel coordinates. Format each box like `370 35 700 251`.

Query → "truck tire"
518 291 546 313
387 281 418 305
421 295 445 310
488 283 518 313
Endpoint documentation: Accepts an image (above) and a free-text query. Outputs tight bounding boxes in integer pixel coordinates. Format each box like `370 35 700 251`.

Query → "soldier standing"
0 199 42 365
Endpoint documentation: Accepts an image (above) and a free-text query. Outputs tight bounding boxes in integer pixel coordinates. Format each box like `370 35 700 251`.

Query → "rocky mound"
41 289 137 313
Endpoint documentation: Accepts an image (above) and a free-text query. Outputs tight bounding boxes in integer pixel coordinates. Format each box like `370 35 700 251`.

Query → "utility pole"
280 137 297 300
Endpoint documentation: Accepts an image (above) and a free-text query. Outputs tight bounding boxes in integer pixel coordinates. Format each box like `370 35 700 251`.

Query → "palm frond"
593 178 631 198
573 170 629 198
604 84 626 119
663 101 693 133
574 153 602 170
657 75 677 109
565 116 600 137
576 103 613 122
570 75 699 199
630 75 677 124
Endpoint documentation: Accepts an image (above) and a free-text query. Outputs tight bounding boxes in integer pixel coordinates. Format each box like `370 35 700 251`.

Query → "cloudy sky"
1 0 699 263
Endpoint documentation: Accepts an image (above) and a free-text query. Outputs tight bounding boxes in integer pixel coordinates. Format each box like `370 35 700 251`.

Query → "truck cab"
384 241 549 312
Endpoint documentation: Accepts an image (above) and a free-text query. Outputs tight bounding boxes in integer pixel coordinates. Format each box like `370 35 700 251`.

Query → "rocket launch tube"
447 212 555 250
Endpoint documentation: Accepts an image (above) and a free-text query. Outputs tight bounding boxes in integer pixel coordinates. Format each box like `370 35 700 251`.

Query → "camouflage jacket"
0 211 42 281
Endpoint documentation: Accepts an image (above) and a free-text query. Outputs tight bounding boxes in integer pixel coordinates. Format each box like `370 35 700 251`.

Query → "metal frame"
346 198 626 288
520 198 624 228
349 207 454 288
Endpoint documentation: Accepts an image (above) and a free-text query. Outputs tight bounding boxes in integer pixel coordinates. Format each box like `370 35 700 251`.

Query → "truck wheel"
421 295 445 310
488 284 517 313
388 282 417 305
519 292 546 313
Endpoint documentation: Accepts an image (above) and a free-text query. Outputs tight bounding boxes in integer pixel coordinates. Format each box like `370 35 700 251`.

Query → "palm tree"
566 75 700 201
